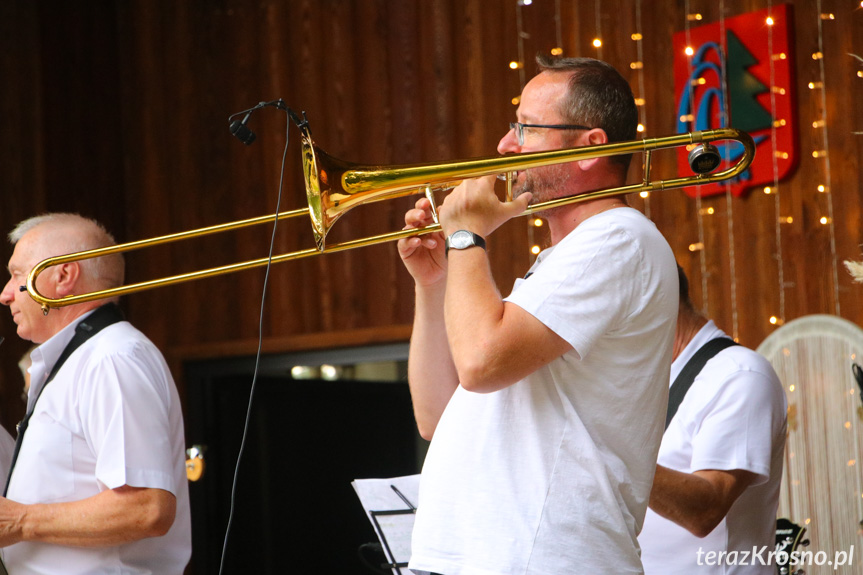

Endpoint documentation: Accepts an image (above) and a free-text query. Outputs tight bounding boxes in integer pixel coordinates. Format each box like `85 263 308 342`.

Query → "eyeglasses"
509 122 593 146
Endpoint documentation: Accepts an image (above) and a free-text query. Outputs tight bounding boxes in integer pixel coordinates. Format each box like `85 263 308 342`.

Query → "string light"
593 0 603 59
553 0 563 57
718 0 739 340
513 0 532 258
765 0 786 328
683 0 708 315
633 0 650 217
592 38 603 48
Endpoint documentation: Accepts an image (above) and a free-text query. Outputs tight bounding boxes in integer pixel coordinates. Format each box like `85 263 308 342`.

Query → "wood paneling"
1 0 863 432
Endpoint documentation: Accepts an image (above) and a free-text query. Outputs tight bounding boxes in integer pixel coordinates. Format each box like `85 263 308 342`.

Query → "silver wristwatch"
445 230 486 257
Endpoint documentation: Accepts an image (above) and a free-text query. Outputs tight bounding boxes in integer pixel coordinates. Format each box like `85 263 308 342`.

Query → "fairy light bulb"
592 38 602 48
685 46 694 56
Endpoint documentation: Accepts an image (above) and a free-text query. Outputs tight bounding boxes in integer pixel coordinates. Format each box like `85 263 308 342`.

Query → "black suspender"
3 303 125 496
665 337 739 431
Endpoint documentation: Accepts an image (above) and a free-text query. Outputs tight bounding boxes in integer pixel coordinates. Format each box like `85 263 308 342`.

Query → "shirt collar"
26 308 100 408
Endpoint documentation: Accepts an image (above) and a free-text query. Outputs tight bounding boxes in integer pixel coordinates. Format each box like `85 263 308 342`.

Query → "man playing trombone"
398 56 679 575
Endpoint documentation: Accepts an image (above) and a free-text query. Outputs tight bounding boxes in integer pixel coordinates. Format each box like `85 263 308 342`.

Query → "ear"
53 262 82 297
576 128 610 171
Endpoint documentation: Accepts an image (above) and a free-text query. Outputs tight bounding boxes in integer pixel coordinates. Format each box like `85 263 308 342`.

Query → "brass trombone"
25 123 754 313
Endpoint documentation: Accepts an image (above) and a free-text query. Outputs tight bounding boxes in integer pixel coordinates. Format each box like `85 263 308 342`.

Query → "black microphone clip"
228 100 307 144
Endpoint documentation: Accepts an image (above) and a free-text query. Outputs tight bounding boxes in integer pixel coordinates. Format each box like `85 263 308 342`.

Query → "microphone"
229 111 256 145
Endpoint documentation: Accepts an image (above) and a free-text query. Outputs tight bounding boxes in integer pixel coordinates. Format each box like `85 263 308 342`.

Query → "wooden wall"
1 0 862 432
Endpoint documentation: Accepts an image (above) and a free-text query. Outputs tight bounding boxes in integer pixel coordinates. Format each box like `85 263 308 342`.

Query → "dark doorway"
184 345 422 574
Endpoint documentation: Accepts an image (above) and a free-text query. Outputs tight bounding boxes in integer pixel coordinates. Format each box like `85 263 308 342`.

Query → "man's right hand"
397 196 447 287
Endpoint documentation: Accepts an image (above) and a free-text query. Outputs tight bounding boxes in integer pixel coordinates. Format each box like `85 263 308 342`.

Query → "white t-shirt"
1 310 192 575
409 207 678 575
638 321 787 575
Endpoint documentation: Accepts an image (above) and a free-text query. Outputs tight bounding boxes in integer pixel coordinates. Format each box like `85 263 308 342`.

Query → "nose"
498 127 520 155
0 277 18 306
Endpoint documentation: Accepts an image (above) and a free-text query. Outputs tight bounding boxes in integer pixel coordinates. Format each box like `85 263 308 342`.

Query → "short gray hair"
9 213 125 290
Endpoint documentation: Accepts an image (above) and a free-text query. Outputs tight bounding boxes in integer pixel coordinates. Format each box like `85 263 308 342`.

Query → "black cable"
217 105 293 575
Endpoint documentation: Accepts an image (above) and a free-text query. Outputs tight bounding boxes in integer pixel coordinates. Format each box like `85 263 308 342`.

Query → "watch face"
451 230 472 249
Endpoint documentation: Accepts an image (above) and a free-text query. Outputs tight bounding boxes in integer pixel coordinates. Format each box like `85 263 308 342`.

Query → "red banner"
673 4 798 197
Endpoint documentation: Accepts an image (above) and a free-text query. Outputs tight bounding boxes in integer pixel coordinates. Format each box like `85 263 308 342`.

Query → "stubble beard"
513 164 572 217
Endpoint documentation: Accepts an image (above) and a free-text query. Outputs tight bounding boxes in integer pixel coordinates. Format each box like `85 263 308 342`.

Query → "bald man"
0 213 190 575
